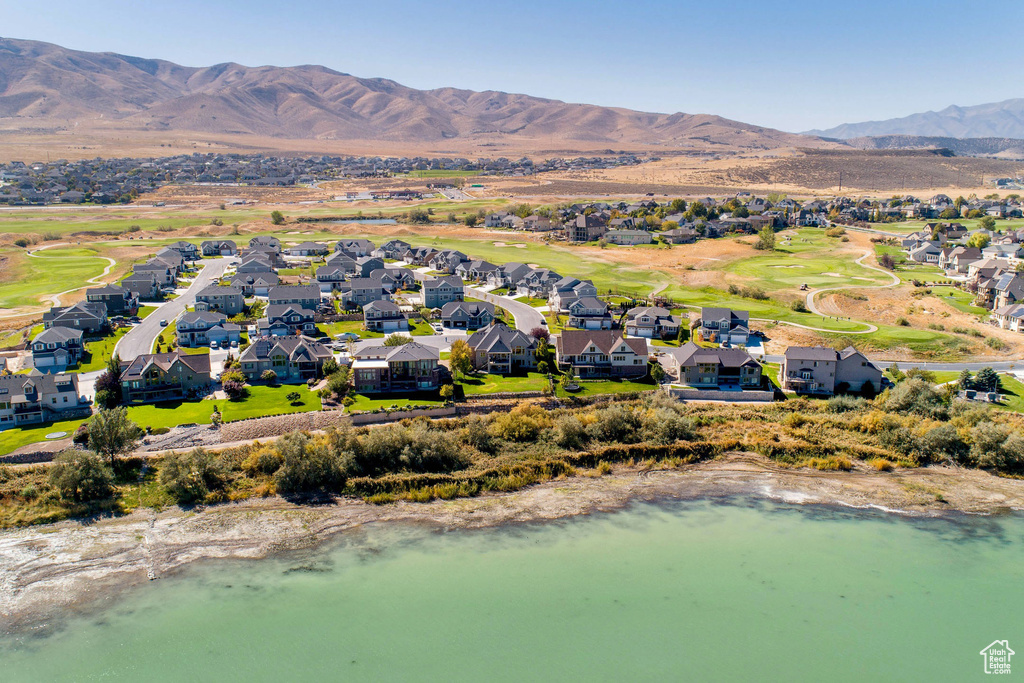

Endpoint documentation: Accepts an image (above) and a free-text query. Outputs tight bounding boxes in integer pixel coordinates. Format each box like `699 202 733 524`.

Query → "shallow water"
3 498 1022 681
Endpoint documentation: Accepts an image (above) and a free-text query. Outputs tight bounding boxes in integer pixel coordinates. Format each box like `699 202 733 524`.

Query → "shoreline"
2 452 1023 635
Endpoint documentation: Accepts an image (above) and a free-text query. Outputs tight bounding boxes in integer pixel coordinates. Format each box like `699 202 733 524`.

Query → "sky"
3 0 1022 132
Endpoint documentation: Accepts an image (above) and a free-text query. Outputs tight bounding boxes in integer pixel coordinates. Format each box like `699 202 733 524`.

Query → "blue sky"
3 0 1021 132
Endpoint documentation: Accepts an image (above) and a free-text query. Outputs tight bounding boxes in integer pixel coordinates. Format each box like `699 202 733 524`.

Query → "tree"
88 407 142 465
383 333 414 347
559 367 577 391
650 362 666 383
449 339 473 378
322 357 339 376
967 232 991 249
939 207 959 219
286 391 303 405
753 226 776 251
974 367 1001 393
598 238 608 249
978 216 997 231
270 210 285 225
661 220 679 231
732 206 750 218
463 214 479 227
261 369 278 384
530 326 550 342
958 369 973 391
439 383 455 403
48 450 114 502
878 253 896 270
159 449 224 503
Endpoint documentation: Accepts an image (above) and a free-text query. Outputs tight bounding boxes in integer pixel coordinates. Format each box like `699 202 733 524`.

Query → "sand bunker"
493 242 526 248
770 265 806 269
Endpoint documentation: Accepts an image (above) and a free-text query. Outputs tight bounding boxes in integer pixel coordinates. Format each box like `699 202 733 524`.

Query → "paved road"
467 287 546 332
115 257 236 361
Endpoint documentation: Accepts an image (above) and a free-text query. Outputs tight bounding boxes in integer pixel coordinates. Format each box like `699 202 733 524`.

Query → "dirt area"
2 451 1021 634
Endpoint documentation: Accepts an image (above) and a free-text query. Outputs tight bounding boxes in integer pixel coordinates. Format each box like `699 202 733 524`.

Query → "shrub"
242 445 285 475
286 391 303 405
489 404 551 442
322 358 339 376
825 227 846 238
896 317 910 327
13 238 30 248
48 450 114 502
261 369 278 384
274 433 348 493
586 404 641 443
867 458 894 471
159 449 225 503
985 337 1006 350
881 378 947 418
826 395 865 413
783 412 808 428
553 414 588 449
460 414 496 454
222 379 247 399
918 424 968 465
791 300 808 313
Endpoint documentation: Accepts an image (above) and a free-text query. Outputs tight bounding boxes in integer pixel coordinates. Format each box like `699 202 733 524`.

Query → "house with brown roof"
120 352 212 404
661 342 762 388
555 330 648 378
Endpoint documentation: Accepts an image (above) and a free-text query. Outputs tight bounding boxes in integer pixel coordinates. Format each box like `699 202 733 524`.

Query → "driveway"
115 257 236 361
467 288 545 333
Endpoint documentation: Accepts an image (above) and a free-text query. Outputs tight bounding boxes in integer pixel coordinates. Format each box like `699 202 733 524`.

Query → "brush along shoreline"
1 451 1022 635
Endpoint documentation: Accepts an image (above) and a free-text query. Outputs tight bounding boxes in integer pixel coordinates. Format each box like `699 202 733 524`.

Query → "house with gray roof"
781 346 882 395
286 241 329 257
43 301 108 333
339 278 390 309
268 285 321 308
441 301 495 330
120 352 212 404
258 304 316 337
363 300 410 333
30 327 84 372
335 239 375 258
239 335 333 383
423 275 465 308
661 342 762 389
555 330 648 379
993 303 1024 333
230 273 279 296
86 284 137 316
699 308 750 345
0 372 85 428
176 311 241 348
201 240 237 256
625 306 683 339
195 285 244 316
351 342 444 393
565 296 612 330
467 323 537 374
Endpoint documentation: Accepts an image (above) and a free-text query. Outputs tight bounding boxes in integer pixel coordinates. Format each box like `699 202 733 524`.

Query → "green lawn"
513 296 548 307
996 375 1024 413
137 306 158 319
345 392 444 413
79 327 130 372
869 218 1024 235
0 247 112 309
127 384 321 429
0 417 88 456
458 372 549 395
555 376 656 398
0 324 43 349
927 286 989 316
320 320 384 339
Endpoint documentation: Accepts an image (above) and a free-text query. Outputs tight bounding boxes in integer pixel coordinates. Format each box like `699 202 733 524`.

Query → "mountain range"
807 99 1024 140
0 37 822 153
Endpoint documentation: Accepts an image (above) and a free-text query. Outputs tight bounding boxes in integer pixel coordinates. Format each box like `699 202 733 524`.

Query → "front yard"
554 376 657 398
344 392 444 413
458 372 549 395
126 384 321 430
79 327 131 372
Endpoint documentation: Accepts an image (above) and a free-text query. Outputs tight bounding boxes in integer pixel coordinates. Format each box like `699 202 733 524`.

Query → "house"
661 226 698 244
30 327 84 372
363 300 410 332
428 250 468 274
0 372 85 429
422 275 465 308
781 346 882 395
164 241 200 260
994 273 1024 309
550 278 599 311
467 323 537 374
286 241 329 257
993 303 1024 332
567 214 607 242
249 236 281 253
604 229 653 245
351 342 444 393
268 285 321 308
355 256 385 278
235 255 277 275
455 260 500 282
625 306 683 339
201 240 237 256
487 262 532 289
516 268 562 298
257 304 316 336
120 352 212 404
176 311 242 348
555 330 648 378
523 215 554 232
324 252 357 275
662 342 762 389
195 285 245 316
335 239 376 258
239 335 334 383
368 267 415 292
230 273 279 297
43 302 108 333
133 260 177 286
371 239 410 260
316 265 348 293
565 296 613 330
339 278 390 308
699 308 750 345
122 273 161 301
908 243 942 263
940 247 982 274
441 301 495 330
86 284 137 316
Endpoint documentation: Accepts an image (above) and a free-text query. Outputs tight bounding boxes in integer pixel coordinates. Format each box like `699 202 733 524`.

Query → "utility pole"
838 170 842 193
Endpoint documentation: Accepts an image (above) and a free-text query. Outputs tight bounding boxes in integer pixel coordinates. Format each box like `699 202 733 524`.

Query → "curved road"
467 287 545 332
801 250 900 334
0 243 116 319
115 257 236 361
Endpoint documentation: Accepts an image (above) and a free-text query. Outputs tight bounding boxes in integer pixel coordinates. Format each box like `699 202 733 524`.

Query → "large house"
235 255 277 274
422 275 465 308
239 336 334 383
316 265 348 293
993 303 1024 333
355 256 385 278
550 277 599 311
268 285 321 308
0 372 85 429
604 229 653 245
555 330 649 379
258 304 316 336
122 272 161 300
339 278 390 308
43 301 108 333
286 242 329 257
662 342 762 389
625 306 683 339
335 239 376 258
564 297 613 330
351 342 444 393
164 241 200 260
230 273 279 296
201 240 238 256
441 301 495 330
86 284 137 316
467 324 537 374
363 300 410 332
30 327 84 372
781 346 882 395
195 285 245 316
120 352 212 405
699 308 750 345
176 311 242 348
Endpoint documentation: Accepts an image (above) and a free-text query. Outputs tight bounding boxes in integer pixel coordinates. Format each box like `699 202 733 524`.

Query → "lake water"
3 498 1022 681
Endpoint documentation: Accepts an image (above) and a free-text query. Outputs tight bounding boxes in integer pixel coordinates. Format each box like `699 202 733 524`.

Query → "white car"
210 340 219 349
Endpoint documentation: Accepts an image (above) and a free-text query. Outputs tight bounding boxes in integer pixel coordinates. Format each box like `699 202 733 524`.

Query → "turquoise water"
3 498 1022 681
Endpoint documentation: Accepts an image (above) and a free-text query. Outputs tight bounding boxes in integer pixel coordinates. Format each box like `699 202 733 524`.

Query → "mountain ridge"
806 99 1024 140
0 36 828 151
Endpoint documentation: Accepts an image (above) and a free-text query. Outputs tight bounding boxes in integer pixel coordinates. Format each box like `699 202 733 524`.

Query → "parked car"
337 332 361 341
159 319 168 327
210 340 219 349
230 340 238 348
